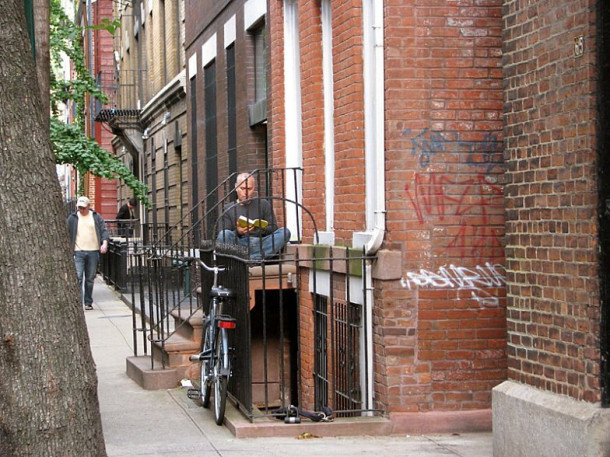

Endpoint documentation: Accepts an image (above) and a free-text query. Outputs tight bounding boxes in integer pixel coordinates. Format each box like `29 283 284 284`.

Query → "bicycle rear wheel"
200 321 212 408
213 328 229 425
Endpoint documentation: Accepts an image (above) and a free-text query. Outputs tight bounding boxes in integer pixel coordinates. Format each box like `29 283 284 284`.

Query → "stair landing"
222 402 393 438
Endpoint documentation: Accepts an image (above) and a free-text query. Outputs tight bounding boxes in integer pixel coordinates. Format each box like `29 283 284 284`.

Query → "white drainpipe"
360 0 385 413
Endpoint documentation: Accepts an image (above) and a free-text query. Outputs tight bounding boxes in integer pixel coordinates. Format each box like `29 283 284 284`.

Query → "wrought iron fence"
97 168 382 421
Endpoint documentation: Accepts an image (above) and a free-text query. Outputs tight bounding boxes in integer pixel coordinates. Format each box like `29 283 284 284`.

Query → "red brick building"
169 0 609 449
494 1 610 455
182 0 505 432
77 0 117 219
268 0 506 432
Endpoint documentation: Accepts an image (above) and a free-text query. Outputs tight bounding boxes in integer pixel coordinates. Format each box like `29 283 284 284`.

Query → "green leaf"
50 0 149 207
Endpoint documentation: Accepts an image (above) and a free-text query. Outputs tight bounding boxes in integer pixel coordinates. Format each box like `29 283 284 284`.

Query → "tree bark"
0 1 107 456
34 0 50 132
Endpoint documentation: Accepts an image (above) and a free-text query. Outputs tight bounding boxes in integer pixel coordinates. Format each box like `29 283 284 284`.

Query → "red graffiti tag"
405 173 504 259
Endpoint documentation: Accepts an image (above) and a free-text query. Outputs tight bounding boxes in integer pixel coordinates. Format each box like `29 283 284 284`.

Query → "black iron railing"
98 168 381 420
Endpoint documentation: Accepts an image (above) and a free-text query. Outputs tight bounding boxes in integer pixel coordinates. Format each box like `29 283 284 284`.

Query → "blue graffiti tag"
402 128 502 172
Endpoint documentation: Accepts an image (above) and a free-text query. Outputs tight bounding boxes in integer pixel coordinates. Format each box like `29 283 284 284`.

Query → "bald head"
235 173 256 203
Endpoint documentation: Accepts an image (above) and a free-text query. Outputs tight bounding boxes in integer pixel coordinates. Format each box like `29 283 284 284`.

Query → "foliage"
51 118 148 199
49 0 149 205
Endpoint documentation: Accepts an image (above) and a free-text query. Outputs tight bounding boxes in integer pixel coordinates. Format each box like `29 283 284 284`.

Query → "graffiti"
404 172 504 258
400 263 506 307
399 128 505 304
405 172 502 223
402 128 503 173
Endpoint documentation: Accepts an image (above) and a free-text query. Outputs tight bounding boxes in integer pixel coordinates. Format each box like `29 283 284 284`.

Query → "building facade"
93 0 610 449
184 0 270 216
96 0 188 231
267 0 506 432
77 0 118 218
494 1 610 455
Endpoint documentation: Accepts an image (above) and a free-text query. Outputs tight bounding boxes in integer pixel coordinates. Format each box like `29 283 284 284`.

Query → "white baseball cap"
76 196 91 208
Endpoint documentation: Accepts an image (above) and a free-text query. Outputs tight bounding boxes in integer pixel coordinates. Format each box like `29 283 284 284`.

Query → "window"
204 62 218 236
253 25 266 103
248 24 266 126
189 75 200 243
226 44 237 182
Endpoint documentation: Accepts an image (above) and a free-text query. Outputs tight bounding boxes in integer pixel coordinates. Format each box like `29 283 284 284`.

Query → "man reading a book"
216 172 291 260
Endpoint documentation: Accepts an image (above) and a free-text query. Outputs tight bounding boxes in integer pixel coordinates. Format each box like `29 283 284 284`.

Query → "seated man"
116 197 137 237
216 172 291 260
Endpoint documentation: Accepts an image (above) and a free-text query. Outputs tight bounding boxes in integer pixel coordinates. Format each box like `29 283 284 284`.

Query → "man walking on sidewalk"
67 196 109 310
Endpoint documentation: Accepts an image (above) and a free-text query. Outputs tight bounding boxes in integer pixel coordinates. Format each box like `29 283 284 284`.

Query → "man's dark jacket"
67 210 109 251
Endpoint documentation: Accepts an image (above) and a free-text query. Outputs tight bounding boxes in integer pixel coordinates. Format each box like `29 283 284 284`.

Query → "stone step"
151 333 200 366
126 355 180 390
171 308 204 342
223 402 393 438
153 332 200 352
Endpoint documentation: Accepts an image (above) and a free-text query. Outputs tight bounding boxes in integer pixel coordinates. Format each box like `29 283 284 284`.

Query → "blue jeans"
216 228 291 260
74 251 100 305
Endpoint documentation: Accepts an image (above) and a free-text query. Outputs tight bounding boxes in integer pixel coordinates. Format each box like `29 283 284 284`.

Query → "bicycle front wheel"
200 321 212 408
213 327 229 425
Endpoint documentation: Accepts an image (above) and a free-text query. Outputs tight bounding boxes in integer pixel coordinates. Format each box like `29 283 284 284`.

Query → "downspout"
283 0 303 241
361 0 385 413
362 0 386 255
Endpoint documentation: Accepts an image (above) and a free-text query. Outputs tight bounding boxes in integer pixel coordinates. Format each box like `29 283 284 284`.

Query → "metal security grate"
332 298 362 415
313 294 363 416
314 295 329 410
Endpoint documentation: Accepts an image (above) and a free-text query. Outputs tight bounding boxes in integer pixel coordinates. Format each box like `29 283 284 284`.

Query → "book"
237 215 268 229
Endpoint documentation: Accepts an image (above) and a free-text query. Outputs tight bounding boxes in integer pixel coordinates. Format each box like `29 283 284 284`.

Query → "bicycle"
188 258 236 425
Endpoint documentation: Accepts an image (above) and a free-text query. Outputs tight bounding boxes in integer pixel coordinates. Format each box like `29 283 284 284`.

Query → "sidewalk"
87 277 493 456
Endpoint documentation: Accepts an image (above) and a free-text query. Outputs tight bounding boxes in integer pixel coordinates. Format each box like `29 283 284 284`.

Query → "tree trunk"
0 1 107 456
34 0 50 132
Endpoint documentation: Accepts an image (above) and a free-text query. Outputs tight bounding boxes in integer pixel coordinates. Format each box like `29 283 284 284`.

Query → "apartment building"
96 0 188 229
273 0 507 429
77 0 118 218
93 0 610 451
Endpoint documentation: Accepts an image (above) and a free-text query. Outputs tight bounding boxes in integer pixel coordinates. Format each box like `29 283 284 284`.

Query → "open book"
237 215 269 229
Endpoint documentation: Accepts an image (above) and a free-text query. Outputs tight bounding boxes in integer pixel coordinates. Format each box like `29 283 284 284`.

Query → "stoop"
126 308 203 390
126 355 181 390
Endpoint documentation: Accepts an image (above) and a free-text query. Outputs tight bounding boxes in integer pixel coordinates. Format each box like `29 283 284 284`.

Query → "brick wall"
268 0 286 210
503 0 601 402
299 1 325 235
330 2 366 243
90 0 117 219
165 1 181 78
383 0 505 414
273 0 506 415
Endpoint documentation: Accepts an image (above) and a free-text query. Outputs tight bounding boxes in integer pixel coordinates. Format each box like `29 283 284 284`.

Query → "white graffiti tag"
400 263 506 307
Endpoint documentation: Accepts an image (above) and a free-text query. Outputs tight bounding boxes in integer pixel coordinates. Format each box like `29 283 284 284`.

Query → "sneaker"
85 304 93 310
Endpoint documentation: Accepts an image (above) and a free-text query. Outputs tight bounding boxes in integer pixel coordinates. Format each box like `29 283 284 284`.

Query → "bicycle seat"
210 286 235 298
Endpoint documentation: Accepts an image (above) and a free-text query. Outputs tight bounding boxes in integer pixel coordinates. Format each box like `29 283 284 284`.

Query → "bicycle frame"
189 258 236 425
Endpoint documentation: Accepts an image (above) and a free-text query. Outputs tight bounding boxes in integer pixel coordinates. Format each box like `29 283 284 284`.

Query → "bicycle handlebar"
195 258 225 274
195 259 226 288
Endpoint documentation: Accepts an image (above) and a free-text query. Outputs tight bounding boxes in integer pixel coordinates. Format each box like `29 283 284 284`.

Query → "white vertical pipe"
284 0 303 240
321 0 335 234
362 0 385 413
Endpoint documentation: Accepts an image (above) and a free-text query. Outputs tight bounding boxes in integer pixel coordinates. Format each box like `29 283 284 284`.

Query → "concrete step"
126 355 180 390
151 333 200 367
171 308 204 342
